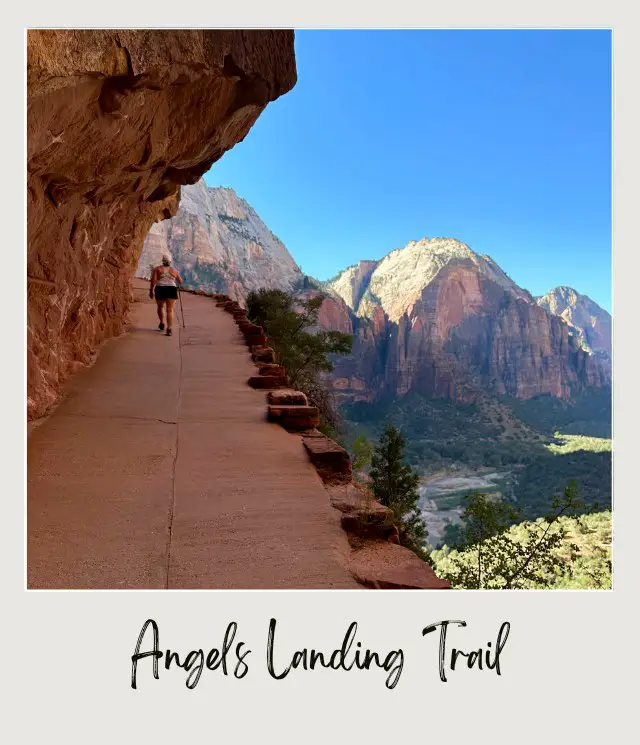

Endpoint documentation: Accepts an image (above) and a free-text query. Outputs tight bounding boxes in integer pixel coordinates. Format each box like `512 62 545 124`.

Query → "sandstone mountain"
137 179 302 302
321 238 611 405
537 286 611 358
138 182 610 411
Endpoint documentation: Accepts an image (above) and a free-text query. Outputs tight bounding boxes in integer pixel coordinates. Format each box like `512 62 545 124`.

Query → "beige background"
10 2 637 742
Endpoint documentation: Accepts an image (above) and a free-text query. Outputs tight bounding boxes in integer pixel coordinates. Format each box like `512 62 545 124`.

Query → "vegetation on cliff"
368 424 427 554
430 499 612 589
344 388 612 522
246 288 352 435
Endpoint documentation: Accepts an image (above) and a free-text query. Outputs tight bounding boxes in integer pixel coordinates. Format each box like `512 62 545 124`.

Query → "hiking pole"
178 287 186 328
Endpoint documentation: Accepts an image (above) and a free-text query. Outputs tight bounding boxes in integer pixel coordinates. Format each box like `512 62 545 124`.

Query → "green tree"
369 424 427 554
246 289 352 435
435 481 590 589
350 434 373 479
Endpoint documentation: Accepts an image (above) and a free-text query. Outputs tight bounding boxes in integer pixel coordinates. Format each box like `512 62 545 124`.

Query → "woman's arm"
149 268 157 297
172 268 183 285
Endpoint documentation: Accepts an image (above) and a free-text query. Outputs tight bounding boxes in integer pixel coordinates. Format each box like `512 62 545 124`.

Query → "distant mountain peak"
328 236 530 321
137 179 302 302
537 286 611 356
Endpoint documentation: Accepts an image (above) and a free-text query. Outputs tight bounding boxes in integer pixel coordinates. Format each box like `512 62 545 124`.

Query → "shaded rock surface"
348 541 451 590
27 29 296 419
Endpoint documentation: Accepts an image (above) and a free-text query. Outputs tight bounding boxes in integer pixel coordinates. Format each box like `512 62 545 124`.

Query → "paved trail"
28 280 359 589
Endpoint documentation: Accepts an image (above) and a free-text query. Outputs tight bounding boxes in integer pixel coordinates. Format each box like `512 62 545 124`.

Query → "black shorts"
154 285 178 301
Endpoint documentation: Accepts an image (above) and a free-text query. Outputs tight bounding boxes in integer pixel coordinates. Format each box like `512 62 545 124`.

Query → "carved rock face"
27 30 296 419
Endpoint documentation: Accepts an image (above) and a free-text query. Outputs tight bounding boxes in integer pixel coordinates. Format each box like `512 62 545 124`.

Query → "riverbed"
419 470 508 547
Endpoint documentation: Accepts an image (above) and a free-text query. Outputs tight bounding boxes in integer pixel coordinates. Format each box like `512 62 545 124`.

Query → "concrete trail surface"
28 279 360 589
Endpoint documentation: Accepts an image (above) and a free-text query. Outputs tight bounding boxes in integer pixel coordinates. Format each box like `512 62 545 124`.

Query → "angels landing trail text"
130 618 511 690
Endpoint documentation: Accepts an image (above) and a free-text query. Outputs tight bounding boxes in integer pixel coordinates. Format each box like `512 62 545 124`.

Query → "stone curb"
206 290 450 590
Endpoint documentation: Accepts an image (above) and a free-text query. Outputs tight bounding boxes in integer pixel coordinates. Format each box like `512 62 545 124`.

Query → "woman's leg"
156 299 166 326
166 299 176 329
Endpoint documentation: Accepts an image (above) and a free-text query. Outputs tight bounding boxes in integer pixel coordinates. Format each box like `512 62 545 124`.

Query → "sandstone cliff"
137 179 302 302
324 238 611 404
27 30 296 419
537 286 611 357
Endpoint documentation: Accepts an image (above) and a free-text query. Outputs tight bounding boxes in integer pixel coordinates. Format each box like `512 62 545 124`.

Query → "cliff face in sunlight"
323 239 611 405
137 179 302 302
27 29 296 419
537 286 611 364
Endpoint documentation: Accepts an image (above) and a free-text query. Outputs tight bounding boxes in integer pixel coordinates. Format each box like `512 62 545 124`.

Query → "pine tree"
369 424 427 555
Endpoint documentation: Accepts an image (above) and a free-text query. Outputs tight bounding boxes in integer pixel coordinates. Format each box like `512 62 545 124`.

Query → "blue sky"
204 30 612 311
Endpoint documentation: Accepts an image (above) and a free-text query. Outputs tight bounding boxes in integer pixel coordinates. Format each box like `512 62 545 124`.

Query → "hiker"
149 255 183 336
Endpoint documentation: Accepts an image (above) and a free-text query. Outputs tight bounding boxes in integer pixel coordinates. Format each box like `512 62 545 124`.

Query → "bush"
246 288 353 436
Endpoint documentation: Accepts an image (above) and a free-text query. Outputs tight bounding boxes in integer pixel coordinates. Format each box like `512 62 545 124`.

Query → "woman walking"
149 255 183 336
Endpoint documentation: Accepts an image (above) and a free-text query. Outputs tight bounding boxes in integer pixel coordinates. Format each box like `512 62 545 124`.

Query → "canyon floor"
27 280 360 589
419 470 510 547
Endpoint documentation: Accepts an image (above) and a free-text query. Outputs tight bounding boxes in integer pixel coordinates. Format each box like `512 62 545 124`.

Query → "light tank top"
155 266 178 287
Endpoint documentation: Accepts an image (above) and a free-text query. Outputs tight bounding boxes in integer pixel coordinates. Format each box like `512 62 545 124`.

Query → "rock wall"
537 286 612 357
325 239 611 405
27 30 296 419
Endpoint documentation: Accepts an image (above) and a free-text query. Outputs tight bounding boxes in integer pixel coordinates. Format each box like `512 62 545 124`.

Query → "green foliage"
369 424 427 554
515 449 610 520
246 289 352 385
343 391 531 470
246 288 353 435
428 482 606 589
350 434 373 476
546 433 611 455
505 389 612 438
432 510 612 589
342 389 612 521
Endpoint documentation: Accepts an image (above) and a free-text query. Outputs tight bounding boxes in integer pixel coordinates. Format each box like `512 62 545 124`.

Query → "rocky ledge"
27 30 296 419
205 288 450 590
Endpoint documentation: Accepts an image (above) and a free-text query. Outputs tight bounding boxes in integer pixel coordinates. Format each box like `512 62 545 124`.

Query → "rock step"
248 375 286 390
268 405 319 430
325 483 399 542
266 389 308 406
302 433 352 484
251 346 275 364
349 541 451 590
258 363 286 377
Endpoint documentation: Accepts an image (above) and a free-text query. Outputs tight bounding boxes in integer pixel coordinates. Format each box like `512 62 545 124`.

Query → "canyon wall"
324 239 611 405
27 30 296 419
537 286 612 357
137 179 302 302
